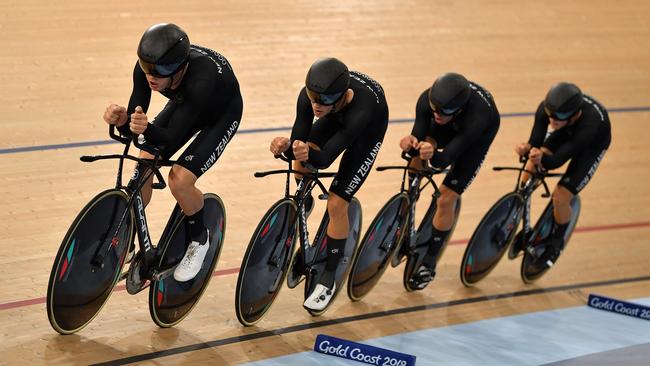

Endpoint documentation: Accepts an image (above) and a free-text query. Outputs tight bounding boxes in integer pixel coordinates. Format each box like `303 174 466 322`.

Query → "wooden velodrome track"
1 0 649 364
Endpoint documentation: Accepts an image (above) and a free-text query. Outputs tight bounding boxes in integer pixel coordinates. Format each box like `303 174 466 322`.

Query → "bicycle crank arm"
152 266 177 281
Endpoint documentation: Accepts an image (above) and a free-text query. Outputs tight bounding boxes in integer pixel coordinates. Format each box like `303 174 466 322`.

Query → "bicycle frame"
84 126 175 280
376 154 446 252
494 159 563 253
254 156 334 272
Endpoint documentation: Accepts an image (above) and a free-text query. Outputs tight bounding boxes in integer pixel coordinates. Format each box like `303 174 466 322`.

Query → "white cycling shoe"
173 228 210 282
303 283 336 311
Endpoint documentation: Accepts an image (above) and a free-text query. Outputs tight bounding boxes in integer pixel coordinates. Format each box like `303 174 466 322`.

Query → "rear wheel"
305 197 362 316
149 193 226 327
235 199 297 326
347 193 408 301
47 189 133 334
521 196 581 283
460 193 524 287
403 196 462 292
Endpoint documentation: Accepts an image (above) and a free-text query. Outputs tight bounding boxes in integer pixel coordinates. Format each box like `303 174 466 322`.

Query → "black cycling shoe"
408 265 436 291
535 238 563 268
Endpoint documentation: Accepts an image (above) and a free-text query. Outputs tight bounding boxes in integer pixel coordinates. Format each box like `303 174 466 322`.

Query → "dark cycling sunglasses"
138 59 185 78
429 100 460 116
306 89 344 106
544 107 574 121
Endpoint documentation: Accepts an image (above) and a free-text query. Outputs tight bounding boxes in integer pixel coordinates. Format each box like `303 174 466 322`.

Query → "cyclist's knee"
168 166 198 195
138 150 155 160
327 193 349 219
437 187 459 211
552 185 573 207
292 160 310 177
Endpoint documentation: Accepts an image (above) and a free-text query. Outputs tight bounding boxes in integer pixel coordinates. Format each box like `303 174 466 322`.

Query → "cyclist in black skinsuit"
103 23 242 282
399 72 500 290
269 57 388 311
514 82 611 268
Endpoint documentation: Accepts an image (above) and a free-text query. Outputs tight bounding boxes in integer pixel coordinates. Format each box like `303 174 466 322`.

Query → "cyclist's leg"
320 193 349 287
538 147 607 266
411 139 490 288
328 131 384 271
552 185 573 227
410 185 459 286
169 166 204 235
134 151 156 206
304 117 386 310
172 98 242 281
133 101 188 207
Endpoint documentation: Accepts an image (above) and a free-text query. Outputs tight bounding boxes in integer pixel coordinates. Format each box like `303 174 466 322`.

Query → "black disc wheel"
149 193 226 327
347 193 408 301
47 189 134 334
235 199 298 326
521 196 581 283
460 193 524 287
305 197 362 316
402 196 462 292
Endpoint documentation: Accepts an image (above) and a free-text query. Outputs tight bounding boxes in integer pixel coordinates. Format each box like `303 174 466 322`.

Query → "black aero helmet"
544 82 584 120
137 23 190 77
428 72 471 116
305 57 350 105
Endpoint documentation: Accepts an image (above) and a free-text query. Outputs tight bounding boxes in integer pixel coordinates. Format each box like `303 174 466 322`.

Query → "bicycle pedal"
126 277 150 294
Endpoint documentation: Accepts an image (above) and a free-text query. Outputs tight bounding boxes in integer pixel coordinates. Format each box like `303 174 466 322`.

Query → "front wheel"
305 197 362 316
235 199 298 326
460 192 524 287
149 193 226 328
521 196 581 283
47 189 134 334
347 193 409 301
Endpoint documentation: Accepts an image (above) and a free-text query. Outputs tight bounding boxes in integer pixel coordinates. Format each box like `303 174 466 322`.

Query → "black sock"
322 235 346 288
551 221 569 248
188 208 206 243
422 226 451 269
